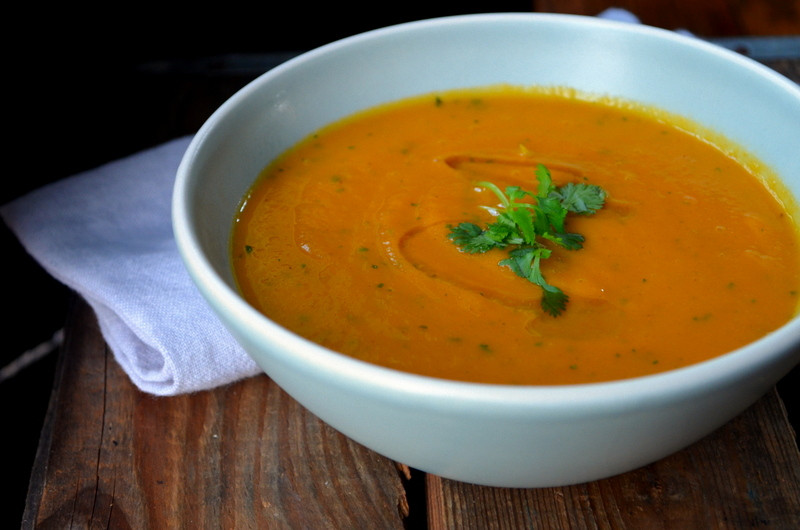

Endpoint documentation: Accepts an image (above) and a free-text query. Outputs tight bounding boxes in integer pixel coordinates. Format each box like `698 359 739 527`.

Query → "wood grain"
426 391 800 528
25 298 800 529
25 299 408 529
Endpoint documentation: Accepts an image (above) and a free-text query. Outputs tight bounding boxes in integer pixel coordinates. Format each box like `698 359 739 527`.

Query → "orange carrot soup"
231 87 800 385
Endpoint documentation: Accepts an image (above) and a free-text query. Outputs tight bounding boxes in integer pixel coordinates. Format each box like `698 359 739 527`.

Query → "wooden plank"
427 389 800 528
24 298 409 529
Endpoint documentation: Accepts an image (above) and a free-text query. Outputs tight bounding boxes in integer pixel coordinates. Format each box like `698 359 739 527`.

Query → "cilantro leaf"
542 231 585 251
551 182 607 214
499 246 569 317
539 283 570 317
447 163 606 316
535 164 555 198
447 222 506 253
534 195 568 235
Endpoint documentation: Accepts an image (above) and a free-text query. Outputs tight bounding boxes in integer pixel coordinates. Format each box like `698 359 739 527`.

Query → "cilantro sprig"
448 164 606 316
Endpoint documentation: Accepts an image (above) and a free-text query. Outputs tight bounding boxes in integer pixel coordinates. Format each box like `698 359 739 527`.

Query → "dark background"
3 1 799 527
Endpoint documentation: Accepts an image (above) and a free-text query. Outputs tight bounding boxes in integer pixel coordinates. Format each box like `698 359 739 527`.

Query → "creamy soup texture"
231 87 800 385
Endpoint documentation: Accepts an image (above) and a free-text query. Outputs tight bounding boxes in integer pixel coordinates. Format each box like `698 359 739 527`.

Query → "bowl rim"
173 12 800 409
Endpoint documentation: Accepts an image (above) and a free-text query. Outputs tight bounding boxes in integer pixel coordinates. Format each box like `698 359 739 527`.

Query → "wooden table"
22 301 800 528
22 45 800 530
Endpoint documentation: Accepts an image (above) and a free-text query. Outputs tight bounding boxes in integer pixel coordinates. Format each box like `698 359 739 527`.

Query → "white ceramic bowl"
173 13 800 487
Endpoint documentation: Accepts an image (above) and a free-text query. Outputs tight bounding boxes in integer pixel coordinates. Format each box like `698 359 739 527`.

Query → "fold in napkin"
1 137 261 395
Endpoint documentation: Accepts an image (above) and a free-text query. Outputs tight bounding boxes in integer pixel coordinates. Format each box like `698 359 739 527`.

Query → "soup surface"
232 87 800 385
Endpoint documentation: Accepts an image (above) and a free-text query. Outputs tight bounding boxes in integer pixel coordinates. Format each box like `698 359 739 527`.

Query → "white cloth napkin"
1 136 261 395
597 7 641 24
